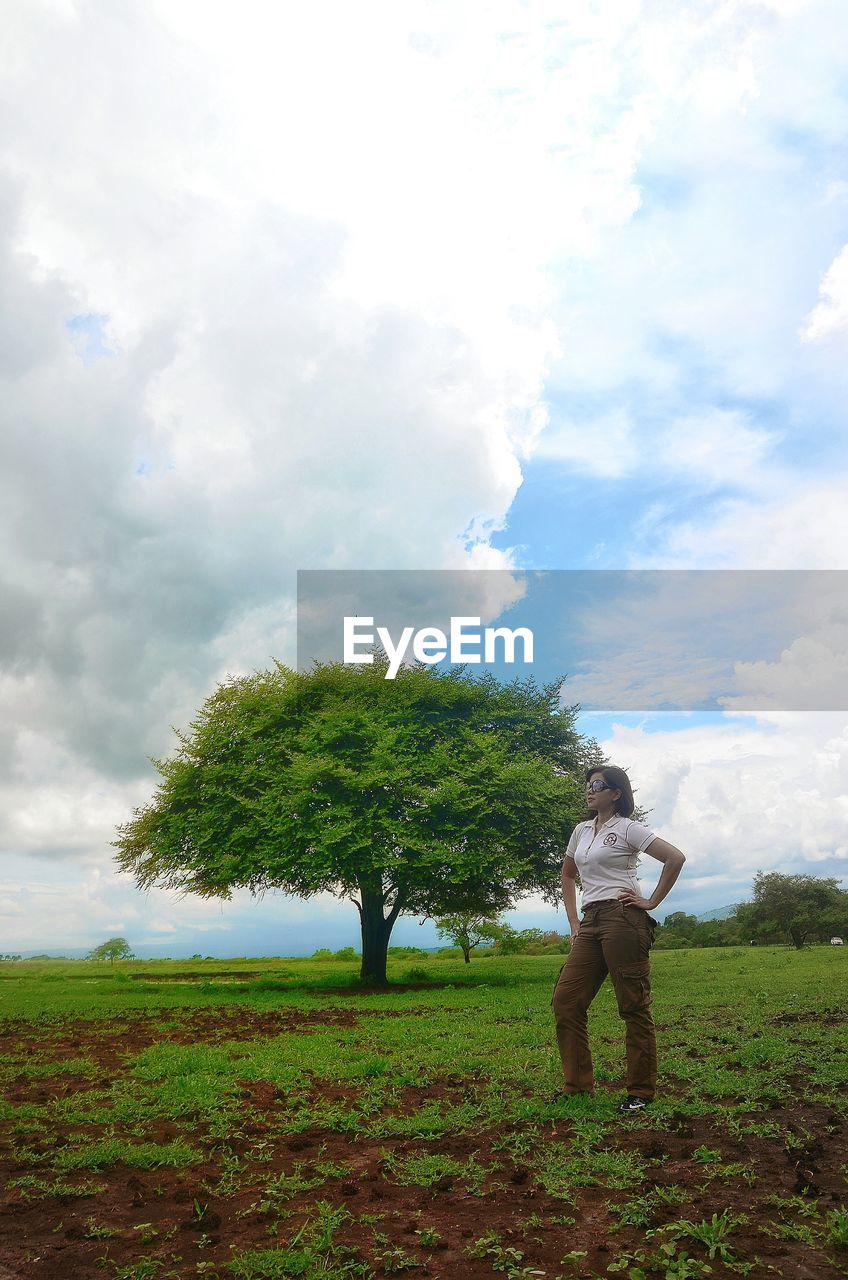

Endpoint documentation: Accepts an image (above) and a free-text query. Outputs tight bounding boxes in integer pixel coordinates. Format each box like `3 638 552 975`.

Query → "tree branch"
386 893 406 929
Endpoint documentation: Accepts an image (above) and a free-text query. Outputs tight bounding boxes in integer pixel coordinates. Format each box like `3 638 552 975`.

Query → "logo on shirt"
603 833 618 846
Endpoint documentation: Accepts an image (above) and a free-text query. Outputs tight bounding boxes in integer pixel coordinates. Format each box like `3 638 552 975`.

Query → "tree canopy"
734 871 847 949
115 659 590 983
87 937 133 964
435 913 502 963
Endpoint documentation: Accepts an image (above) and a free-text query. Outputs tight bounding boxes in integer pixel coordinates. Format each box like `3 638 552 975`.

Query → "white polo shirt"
565 815 657 908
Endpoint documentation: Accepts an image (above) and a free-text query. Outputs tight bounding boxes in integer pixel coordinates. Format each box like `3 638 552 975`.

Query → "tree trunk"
462 946 471 963
355 880 404 986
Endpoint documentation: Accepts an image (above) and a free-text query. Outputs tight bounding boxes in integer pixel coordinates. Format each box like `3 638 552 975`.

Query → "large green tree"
115 660 588 984
735 871 848 949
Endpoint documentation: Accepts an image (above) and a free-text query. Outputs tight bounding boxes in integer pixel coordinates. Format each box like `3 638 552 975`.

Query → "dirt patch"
0 1004 845 1279
129 969 270 982
3 1114 845 1280
772 1009 843 1026
315 982 457 995
0 1005 363 1071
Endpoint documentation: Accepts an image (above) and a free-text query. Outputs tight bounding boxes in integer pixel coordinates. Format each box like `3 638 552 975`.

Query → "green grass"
379 1148 495 1193
53 1137 203 1171
0 945 845 1278
534 1141 648 1198
9 1173 108 1198
228 1202 371 1278
609 1184 685 1230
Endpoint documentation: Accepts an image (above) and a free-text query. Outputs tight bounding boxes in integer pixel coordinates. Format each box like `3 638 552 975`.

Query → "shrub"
401 967 431 982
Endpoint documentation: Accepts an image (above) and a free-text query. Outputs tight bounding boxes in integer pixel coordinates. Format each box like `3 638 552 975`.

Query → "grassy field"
0 947 845 1279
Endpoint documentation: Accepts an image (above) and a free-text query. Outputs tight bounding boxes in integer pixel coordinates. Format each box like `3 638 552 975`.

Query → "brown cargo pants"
552 900 658 1100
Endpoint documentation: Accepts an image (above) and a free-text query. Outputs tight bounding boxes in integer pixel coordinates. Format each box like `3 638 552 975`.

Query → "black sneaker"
618 1095 649 1114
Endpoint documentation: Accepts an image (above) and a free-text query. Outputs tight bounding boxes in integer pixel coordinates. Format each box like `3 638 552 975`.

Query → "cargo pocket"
613 961 652 1016
623 906 655 958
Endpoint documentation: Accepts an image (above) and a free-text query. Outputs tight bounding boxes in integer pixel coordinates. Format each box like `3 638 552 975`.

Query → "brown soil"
0 1007 844 1279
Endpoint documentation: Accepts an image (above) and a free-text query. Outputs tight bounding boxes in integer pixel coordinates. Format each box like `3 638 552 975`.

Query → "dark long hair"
585 765 635 818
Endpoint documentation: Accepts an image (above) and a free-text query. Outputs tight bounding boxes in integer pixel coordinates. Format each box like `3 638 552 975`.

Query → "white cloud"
532 0 848 539
725 623 848 712
598 713 848 908
145 919 178 935
3 0 848 951
537 405 779 492
654 411 776 488
533 408 638 478
800 243 848 342
639 481 848 568
1 2 666 888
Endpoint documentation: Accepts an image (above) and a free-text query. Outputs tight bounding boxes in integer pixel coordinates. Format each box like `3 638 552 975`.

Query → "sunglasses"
586 780 614 793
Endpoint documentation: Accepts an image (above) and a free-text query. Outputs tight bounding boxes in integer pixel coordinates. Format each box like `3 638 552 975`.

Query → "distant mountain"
10 949 90 960
696 904 740 923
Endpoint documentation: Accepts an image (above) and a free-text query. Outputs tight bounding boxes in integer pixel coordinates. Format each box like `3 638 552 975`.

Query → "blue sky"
2 0 848 956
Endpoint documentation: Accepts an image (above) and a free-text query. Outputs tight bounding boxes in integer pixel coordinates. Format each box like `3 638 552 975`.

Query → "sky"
2 0 848 957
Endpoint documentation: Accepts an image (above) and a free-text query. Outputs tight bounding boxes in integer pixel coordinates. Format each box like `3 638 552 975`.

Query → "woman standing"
552 765 686 1113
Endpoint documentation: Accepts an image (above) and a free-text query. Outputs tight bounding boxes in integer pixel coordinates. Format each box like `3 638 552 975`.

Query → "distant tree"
663 911 699 932
692 917 744 948
735 872 848 949
653 911 698 950
540 930 570 954
115 660 589 986
87 937 134 964
494 925 547 954
435 914 502 963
